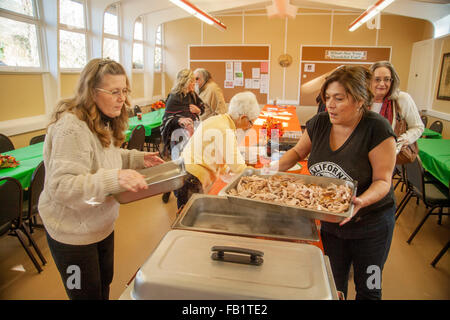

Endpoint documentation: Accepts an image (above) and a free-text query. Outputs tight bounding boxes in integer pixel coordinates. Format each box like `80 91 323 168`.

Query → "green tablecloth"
125 108 165 141
421 128 442 139
417 138 450 187
1 142 44 189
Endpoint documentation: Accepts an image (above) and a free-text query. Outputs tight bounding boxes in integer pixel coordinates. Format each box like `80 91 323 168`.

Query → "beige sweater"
199 80 227 121
38 113 145 245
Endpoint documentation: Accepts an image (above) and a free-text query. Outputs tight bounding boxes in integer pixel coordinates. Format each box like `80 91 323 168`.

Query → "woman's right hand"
118 169 148 192
178 117 194 136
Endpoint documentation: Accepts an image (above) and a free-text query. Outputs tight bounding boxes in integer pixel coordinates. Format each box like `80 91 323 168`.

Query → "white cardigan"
392 91 424 144
38 113 145 245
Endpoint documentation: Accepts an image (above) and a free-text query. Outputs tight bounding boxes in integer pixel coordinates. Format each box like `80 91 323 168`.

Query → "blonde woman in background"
38 58 164 300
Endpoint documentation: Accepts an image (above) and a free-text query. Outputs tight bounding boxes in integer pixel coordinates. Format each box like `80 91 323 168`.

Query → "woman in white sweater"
38 58 164 300
369 61 424 146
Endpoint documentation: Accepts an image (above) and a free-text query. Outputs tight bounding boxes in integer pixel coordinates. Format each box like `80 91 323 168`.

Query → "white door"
407 39 434 111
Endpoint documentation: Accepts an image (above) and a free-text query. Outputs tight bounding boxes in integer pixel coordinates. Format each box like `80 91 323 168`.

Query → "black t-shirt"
306 111 396 235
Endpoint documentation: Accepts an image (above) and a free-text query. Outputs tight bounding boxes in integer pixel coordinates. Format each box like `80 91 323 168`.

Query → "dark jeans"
46 231 114 300
321 206 395 300
174 174 202 209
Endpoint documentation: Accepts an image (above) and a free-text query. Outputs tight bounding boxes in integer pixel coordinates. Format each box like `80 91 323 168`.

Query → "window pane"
0 16 39 67
155 25 161 45
133 42 143 69
60 30 86 68
59 0 85 29
134 19 143 41
103 37 119 62
0 0 34 16
104 4 118 35
154 46 161 72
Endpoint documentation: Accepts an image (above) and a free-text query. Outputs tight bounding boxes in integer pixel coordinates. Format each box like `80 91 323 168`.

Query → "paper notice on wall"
260 61 268 73
226 61 233 72
234 71 244 86
260 74 269 94
304 63 315 72
224 80 234 88
252 79 260 89
226 71 234 81
234 61 242 72
252 68 260 79
245 78 252 89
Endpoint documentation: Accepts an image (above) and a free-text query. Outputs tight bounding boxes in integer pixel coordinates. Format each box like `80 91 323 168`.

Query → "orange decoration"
261 116 284 140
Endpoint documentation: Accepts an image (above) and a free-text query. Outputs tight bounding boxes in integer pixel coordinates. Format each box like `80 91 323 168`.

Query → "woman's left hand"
339 196 364 226
144 152 165 168
189 104 201 114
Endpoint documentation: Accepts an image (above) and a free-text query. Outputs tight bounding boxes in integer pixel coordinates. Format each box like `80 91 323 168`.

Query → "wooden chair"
127 125 145 151
0 177 47 273
29 134 46 145
0 133 14 153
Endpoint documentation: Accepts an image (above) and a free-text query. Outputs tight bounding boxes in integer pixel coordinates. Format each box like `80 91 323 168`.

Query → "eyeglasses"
96 87 131 98
247 117 254 127
374 77 393 84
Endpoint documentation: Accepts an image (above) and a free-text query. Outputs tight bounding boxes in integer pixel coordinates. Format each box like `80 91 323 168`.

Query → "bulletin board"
299 46 391 106
189 45 270 104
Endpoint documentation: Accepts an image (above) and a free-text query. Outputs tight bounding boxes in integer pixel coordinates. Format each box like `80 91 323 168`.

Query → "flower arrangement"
151 100 165 110
261 116 284 140
0 155 20 168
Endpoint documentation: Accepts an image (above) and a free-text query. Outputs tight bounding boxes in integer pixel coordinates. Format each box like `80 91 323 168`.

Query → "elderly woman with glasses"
369 61 423 147
178 91 260 208
38 58 164 300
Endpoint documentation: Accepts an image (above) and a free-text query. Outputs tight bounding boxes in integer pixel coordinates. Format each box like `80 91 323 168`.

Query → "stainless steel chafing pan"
113 159 187 204
218 168 357 223
172 194 319 242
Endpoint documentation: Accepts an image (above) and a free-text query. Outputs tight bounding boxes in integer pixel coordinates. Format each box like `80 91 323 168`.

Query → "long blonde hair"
170 69 194 95
50 58 130 148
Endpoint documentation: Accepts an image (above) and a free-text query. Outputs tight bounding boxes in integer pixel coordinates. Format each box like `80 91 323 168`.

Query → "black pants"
321 207 395 300
174 174 202 209
46 231 114 300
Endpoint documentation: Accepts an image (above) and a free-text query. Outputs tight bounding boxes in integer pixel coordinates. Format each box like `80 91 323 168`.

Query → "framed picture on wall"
437 52 450 101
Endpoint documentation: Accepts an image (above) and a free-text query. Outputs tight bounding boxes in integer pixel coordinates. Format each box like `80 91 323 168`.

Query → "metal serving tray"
218 168 357 223
113 160 187 204
172 194 319 242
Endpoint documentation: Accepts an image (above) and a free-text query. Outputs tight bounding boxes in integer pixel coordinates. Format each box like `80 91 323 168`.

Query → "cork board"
189 45 270 104
299 46 391 106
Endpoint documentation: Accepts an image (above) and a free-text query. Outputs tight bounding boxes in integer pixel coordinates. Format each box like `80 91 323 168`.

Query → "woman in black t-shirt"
276 66 396 300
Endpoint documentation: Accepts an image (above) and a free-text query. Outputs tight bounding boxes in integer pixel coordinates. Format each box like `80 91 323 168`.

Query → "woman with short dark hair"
276 66 397 300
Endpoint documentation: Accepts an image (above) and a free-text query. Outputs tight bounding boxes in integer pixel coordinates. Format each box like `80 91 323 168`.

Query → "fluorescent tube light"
349 0 395 32
169 0 226 30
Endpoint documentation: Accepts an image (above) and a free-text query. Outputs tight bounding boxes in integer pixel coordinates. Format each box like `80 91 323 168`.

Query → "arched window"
103 3 120 62
133 16 143 70
59 0 87 70
154 24 163 72
0 0 42 70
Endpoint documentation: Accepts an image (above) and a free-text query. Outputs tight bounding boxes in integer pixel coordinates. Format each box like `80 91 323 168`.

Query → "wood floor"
0 186 448 300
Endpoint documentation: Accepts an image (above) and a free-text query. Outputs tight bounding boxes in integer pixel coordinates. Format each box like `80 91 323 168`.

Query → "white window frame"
102 2 121 62
132 16 144 72
154 24 163 73
58 0 89 73
0 0 45 73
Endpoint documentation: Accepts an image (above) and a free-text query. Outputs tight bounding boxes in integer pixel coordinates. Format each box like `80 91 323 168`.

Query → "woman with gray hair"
369 61 423 146
179 91 260 208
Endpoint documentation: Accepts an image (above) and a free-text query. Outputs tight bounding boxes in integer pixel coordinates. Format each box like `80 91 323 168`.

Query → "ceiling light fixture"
169 0 227 31
348 0 395 32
